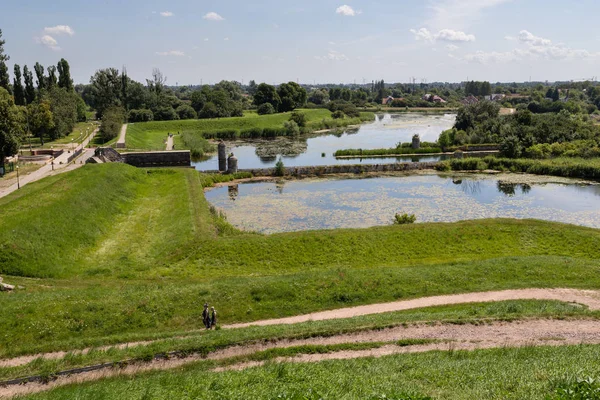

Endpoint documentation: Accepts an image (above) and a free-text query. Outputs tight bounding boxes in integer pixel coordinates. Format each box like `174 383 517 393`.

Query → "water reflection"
205 174 600 233
193 113 456 171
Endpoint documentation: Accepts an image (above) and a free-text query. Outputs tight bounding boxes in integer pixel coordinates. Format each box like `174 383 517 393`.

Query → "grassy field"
0 299 591 381
22 344 600 399
124 109 373 150
2 163 600 359
25 121 98 149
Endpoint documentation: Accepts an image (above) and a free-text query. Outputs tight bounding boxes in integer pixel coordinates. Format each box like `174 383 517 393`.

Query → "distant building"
461 95 479 105
382 96 406 106
422 94 447 103
484 94 506 101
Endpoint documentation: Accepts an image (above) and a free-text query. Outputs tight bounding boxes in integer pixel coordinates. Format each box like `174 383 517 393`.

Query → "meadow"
124 109 374 151
22 344 600 399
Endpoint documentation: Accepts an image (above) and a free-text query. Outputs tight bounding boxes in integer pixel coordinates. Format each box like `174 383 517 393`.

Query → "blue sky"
1 0 599 85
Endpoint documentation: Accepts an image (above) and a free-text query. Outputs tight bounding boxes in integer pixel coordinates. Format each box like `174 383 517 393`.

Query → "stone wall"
203 162 440 177
122 151 191 168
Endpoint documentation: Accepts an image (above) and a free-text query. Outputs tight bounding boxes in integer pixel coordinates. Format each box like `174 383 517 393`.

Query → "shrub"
550 377 600 400
332 110 345 119
181 132 215 158
128 109 154 123
283 120 300 135
393 213 416 225
289 111 307 127
176 104 197 120
153 106 179 121
257 103 276 115
99 106 125 141
274 157 285 176
500 135 522 158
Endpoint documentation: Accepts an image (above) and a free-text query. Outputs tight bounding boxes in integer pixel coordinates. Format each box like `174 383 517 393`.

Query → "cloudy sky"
1 0 599 85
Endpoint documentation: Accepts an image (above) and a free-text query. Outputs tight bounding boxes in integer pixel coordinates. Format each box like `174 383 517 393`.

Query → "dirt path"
166 135 174 150
4 319 600 398
116 124 127 149
226 288 600 328
2 288 599 369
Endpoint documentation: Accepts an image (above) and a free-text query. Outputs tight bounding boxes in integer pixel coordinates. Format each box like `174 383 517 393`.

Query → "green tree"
89 68 123 117
176 104 197 120
277 82 307 112
0 62 9 93
253 83 281 111
308 89 329 105
34 62 45 90
57 58 73 91
257 102 275 115
0 29 10 93
46 65 57 88
248 80 257 96
0 29 8 63
552 88 560 102
23 65 35 104
47 87 78 139
289 111 306 127
28 100 55 145
0 87 23 169
12 64 25 106
99 106 125 141
190 86 211 112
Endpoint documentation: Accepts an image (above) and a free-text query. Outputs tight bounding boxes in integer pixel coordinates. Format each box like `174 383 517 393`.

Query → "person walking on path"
202 303 210 329
210 307 217 329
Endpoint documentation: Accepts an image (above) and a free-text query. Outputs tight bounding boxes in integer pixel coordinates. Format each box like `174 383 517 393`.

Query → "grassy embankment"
0 299 591 382
2 163 600 360
437 156 600 180
124 109 374 152
24 344 600 400
25 121 98 150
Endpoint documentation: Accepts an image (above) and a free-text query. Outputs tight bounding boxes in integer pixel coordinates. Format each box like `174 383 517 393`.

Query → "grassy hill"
124 109 373 150
2 163 600 356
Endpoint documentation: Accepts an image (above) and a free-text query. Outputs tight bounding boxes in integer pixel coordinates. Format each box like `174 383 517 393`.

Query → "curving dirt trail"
2 288 599 370
225 288 600 328
4 319 600 398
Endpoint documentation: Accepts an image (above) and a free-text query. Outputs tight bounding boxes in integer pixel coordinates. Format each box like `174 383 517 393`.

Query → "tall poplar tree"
57 58 73 91
23 65 35 104
12 64 24 105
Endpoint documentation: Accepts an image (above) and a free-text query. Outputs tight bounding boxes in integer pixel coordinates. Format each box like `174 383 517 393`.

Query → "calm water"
205 174 600 234
193 113 456 171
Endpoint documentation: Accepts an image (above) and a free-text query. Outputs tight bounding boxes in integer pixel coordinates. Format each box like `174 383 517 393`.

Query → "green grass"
437 156 600 180
124 109 374 150
26 121 98 149
0 300 591 382
2 163 600 357
22 344 600 399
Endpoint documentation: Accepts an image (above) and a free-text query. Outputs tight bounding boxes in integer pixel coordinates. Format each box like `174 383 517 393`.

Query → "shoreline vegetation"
124 110 375 152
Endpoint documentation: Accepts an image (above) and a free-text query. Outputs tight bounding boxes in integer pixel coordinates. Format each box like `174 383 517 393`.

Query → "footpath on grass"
0 129 99 199
116 124 127 149
1 289 599 369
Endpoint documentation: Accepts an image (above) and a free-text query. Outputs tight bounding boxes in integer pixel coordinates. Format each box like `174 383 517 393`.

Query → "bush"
257 103 276 115
274 157 285 176
176 104 197 120
153 106 179 121
500 135 523 158
332 110 345 119
181 132 215 158
99 106 125 142
289 111 307 127
283 120 300 135
128 109 154 123
393 213 416 225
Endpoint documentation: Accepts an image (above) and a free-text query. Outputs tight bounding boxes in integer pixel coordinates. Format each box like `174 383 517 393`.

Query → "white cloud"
204 38 209 41
43 25 75 36
336 5 360 16
446 44 459 51
315 50 349 61
35 35 60 50
160 11 174 17
155 50 185 56
410 28 475 42
203 12 224 21
224 37 230 41
328 41 336 45
518 30 551 46
427 0 514 30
